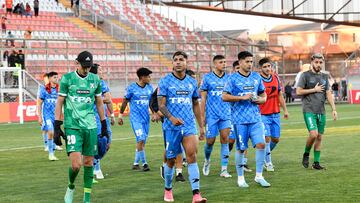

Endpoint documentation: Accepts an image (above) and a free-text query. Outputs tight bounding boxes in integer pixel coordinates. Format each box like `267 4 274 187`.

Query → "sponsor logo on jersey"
69 95 92 103
169 97 191 104
176 90 190 95
243 86 254 90
76 89 90 94
210 91 223 96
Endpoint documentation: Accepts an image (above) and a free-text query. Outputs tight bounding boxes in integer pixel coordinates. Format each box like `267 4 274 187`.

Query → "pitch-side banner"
0 98 129 123
349 90 360 104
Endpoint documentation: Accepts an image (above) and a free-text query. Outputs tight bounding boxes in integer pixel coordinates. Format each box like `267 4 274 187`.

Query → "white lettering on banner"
356 92 360 101
17 105 37 117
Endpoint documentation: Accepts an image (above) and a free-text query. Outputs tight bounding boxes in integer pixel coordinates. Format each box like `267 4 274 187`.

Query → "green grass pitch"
0 104 360 202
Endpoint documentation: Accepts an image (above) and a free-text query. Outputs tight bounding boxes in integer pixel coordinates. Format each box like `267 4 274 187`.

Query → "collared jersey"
223 71 265 124
59 71 102 129
39 85 57 119
125 82 153 123
200 71 231 120
158 73 199 131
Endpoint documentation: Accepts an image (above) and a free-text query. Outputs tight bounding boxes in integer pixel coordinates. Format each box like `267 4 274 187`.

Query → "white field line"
1 125 360 152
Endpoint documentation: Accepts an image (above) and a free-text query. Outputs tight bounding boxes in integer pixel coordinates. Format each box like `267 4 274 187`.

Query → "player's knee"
166 158 176 167
83 157 94 166
272 138 279 143
309 131 318 137
71 162 82 171
256 143 265 149
265 136 271 143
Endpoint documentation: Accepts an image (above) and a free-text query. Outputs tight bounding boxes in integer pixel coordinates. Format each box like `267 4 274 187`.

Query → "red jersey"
259 74 281 115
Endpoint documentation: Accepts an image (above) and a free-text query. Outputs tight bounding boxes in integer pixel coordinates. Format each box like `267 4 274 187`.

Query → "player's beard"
312 65 321 73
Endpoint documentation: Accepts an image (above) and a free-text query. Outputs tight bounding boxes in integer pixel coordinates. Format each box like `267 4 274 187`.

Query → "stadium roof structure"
149 0 360 27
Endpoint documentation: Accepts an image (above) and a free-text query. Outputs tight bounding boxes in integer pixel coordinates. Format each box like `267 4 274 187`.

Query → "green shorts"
65 128 98 156
303 112 326 134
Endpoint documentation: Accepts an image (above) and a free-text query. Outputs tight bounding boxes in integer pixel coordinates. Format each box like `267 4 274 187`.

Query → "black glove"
101 119 109 139
54 120 65 146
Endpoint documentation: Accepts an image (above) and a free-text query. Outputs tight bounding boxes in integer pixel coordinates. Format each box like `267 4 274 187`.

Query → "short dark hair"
213 55 225 62
311 53 324 61
136 67 152 78
89 63 99 74
185 69 195 76
259 57 271 67
172 51 188 60
47 72 58 78
237 51 253 60
232 61 239 68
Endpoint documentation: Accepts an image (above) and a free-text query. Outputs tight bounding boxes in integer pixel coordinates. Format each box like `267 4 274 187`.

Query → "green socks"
68 167 79 190
304 146 312 154
314 150 321 163
83 166 94 203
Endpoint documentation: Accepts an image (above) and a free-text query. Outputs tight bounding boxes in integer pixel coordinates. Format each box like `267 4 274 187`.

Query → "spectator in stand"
23 28 32 48
25 3 32 16
33 0 39 17
284 82 293 103
17 49 25 70
13 3 20 14
5 0 13 15
74 0 79 17
6 31 15 47
1 16 7 35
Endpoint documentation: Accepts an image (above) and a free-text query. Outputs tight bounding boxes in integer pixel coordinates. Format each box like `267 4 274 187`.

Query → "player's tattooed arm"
158 96 183 126
157 96 172 119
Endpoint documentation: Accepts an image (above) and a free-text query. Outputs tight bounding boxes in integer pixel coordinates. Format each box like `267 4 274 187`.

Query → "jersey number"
135 129 143 137
67 135 76 145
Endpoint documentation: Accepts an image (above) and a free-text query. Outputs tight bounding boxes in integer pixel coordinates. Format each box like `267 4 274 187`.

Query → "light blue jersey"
39 85 58 130
94 80 112 137
125 82 153 124
223 71 265 124
200 71 231 120
158 73 199 133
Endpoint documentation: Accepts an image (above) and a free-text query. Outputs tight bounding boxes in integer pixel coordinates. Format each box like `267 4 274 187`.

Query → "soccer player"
200 55 231 178
54 51 108 203
89 63 115 179
229 61 252 173
155 69 196 182
158 51 206 203
222 51 270 188
118 67 154 171
296 53 337 170
258 57 289 171
37 71 59 161
39 73 49 151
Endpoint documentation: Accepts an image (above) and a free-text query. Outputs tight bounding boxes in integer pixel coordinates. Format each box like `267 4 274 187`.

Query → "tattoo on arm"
120 99 128 114
157 96 172 119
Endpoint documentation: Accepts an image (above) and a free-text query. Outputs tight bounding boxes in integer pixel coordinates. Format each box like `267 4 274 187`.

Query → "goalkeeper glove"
54 120 65 146
101 119 109 139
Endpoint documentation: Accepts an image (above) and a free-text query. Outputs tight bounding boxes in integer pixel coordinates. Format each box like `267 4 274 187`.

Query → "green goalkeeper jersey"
59 71 102 129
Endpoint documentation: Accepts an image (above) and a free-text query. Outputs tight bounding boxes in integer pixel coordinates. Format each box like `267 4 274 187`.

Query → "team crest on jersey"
90 83 95 89
188 83 193 89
